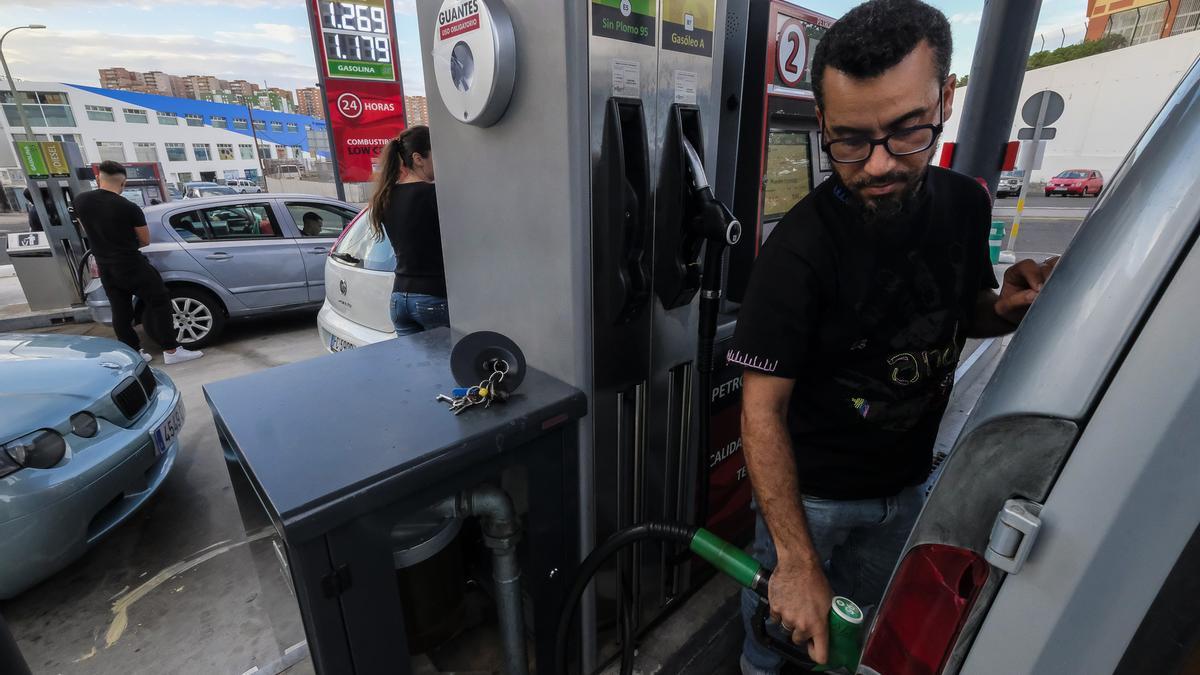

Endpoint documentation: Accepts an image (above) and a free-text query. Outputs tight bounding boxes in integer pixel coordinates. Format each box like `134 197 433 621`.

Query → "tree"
957 74 969 87
1027 34 1127 71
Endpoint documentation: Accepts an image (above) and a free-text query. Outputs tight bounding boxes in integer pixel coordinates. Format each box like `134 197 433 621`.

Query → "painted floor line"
103 527 274 649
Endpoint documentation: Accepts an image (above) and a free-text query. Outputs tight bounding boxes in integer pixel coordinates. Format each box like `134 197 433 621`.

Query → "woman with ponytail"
367 125 448 335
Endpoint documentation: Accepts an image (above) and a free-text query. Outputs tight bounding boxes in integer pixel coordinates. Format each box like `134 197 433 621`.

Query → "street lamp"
0 24 48 141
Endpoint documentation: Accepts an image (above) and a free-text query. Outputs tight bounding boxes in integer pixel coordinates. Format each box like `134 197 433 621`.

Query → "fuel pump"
7 140 91 310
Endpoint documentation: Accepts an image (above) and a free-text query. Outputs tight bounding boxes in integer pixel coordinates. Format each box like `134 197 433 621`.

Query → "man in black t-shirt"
74 161 202 365
735 2 1057 672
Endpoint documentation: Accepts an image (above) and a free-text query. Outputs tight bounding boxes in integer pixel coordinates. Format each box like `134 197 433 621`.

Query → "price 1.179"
325 33 391 63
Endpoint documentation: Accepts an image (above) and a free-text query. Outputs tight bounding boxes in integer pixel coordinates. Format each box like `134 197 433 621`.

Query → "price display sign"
308 0 407 182
318 0 396 80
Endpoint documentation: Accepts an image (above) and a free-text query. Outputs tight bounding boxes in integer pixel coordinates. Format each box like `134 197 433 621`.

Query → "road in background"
991 191 1093 257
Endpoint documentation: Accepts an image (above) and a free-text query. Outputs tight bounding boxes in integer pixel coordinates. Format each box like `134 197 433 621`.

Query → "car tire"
1082 187 1089 197
169 287 226 349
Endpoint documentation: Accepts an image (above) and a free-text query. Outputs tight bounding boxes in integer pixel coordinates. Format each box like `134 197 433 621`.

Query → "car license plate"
329 335 356 352
152 404 184 457
1054 187 1067 191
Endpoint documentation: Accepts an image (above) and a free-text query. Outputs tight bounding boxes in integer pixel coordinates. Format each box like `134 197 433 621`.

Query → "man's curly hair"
812 0 953 108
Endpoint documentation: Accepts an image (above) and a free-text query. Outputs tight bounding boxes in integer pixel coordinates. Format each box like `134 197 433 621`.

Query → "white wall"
942 30 1200 184
1 81 297 184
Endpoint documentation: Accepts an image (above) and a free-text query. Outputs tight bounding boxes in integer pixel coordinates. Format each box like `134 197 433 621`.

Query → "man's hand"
995 256 1059 324
769 558 834 663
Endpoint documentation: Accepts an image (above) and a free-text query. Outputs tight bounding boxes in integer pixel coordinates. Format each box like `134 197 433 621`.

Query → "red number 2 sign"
776 20 807 87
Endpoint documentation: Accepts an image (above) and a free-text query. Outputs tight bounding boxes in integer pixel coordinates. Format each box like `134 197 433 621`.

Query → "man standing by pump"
74 161 203 365
732 1 1056 672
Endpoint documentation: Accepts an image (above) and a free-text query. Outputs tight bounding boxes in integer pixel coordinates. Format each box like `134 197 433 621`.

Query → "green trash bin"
989 221 1006 265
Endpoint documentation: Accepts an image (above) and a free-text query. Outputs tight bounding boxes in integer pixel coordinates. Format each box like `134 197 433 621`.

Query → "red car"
1045 169 1104 197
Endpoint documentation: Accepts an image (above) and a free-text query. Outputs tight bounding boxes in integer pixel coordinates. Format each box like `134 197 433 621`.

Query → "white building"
941 30 1200 184
0 81 328 189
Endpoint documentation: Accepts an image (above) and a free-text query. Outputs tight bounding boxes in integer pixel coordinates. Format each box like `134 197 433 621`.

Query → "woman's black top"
382 181 447 296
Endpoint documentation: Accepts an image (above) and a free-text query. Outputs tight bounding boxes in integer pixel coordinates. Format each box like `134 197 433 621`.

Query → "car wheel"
169 287 226 349
1082 187 1089 197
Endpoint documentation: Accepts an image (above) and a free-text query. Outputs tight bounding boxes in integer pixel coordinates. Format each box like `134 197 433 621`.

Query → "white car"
317 208 399 352
226 178 263 194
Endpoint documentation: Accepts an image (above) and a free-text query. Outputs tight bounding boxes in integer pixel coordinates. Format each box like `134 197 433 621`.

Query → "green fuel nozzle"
688 527 769 596
688 528 863 674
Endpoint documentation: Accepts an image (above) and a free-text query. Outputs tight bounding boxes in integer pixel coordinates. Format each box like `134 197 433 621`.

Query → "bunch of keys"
436 359 511 415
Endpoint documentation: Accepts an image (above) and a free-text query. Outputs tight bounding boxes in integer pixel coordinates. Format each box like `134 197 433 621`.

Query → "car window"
168 210 208 241
330 209 395 271
1058 171 1088 179
286 202 358 238
180 203 282 240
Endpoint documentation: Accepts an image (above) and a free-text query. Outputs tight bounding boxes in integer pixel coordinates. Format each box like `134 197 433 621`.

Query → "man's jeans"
389 292 449 336
740 486 925 674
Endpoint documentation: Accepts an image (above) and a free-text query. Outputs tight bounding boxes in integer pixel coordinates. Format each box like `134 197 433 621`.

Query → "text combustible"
346 138 390 155
602 17 649 38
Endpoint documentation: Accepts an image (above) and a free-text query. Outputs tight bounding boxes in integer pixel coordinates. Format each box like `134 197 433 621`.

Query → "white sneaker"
163 347 204 365
139 350 153 363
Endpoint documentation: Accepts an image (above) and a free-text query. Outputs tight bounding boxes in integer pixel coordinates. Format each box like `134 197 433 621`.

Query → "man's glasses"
822 94 945 164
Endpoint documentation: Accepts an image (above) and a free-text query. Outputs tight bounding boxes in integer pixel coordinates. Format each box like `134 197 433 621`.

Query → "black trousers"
100 259 179 351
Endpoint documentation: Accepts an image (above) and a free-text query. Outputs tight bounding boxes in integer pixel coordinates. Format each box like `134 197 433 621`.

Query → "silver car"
0 333 182 599
225 178 264 194
856 58 1200 675
85 194 359 348
995 170 1024 198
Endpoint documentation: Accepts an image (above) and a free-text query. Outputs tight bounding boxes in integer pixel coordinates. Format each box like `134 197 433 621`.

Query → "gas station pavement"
1 313 325 675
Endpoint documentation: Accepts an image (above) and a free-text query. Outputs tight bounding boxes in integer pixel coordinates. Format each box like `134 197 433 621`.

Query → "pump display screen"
317 0 397 80
762 130 812 221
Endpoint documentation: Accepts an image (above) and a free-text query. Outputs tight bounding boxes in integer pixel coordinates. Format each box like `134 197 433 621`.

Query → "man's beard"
847 169 925 224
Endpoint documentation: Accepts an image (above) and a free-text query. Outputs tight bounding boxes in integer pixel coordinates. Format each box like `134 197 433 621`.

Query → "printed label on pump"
15 142 49 179
40 142 70 177
662 0 715 56
612 59 641 97
592 0 656 46
674 70 698 105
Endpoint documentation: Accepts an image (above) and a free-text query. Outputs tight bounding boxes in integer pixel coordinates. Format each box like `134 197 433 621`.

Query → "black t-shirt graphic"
730 167 997 499
72 189 147 266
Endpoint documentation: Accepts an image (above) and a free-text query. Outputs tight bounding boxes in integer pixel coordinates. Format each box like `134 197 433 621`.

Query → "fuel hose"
553 523 766 675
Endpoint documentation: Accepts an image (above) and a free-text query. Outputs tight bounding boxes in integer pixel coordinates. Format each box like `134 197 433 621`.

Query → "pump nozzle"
681 138 741 247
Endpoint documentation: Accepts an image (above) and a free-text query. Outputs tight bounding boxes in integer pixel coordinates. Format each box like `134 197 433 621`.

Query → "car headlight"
71 411 99 438
2 430 67 471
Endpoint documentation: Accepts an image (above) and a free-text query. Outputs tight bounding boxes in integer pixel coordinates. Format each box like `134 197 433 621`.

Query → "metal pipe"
950 1 1043 197
460 485 529 675
0 25 47 141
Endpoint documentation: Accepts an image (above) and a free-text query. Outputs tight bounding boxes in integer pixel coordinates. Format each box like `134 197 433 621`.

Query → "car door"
171 201 308 308
281 200 359 302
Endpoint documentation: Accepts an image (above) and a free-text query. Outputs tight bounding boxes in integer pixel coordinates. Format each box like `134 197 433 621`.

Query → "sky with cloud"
1 0 1087 98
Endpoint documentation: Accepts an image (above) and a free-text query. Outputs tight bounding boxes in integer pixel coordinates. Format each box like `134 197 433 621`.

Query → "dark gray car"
85 194 360 348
